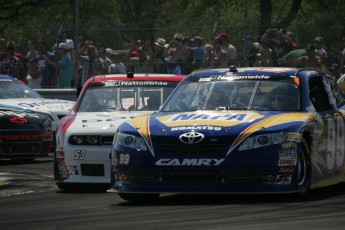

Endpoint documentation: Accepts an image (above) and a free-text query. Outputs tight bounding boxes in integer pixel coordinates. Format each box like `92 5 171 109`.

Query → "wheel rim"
298 150 307 185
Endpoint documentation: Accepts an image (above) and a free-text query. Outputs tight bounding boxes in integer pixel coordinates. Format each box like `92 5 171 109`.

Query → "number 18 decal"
327 115 345 171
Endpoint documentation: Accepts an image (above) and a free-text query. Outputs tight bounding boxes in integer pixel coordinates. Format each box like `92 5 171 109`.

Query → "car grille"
0 142 50 155
127 168 155 185
228 167 263 186
0 124 52 156
153 136 232 154
161 170 222 185
0 124 42 131
80 164 104 176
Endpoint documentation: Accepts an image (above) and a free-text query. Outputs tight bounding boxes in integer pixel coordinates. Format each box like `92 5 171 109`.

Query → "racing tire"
297 138 311 196
118 193 160 203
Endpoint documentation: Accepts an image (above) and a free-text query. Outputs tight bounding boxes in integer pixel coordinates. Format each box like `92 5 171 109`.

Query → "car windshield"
0 78 43 99
77 82 178 112
161 79 300 112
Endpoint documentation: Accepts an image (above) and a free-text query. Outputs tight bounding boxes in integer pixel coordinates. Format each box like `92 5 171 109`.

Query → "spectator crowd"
1 28 345 89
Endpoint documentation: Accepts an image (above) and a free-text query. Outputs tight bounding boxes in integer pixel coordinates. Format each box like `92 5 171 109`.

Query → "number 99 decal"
327 116 345 171
118 153 130 165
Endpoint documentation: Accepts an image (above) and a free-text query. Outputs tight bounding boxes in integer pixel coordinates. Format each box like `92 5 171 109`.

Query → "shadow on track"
114 182 345 206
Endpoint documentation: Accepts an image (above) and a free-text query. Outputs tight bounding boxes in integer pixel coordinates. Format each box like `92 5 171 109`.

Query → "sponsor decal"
67 165 79 175
279 166 294 174
0 111 39 118
155 112 264 128
10 117 28 124
225 75 270 80
17 100 73 108
0 134 40 141
155 158 225 166
279 150 297 159
81 117 128 123
286 133 303 142
275 174 292 184
281 143 297 148
278 159 297 166
169 113 248 122
263 174 275 182
120 81 168 86
171 125 222 131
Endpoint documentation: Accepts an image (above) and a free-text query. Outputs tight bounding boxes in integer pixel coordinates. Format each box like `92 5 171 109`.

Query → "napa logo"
156 112 264 127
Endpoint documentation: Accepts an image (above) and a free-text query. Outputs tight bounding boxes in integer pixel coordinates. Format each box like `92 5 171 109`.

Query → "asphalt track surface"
1 159 345 230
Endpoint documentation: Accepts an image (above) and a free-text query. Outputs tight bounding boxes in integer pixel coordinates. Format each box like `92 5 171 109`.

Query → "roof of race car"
190 67 320 79
84 73 185 85
0 74 15 79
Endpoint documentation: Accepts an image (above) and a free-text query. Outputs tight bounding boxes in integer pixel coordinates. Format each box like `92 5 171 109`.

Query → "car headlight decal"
69 135 101 145
238 132 285 151
116 133 148 151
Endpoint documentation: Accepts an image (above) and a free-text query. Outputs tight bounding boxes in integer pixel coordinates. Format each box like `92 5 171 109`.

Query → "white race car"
54 73 185 191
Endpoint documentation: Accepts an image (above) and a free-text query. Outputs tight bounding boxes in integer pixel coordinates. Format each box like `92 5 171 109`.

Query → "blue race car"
110 67 345 202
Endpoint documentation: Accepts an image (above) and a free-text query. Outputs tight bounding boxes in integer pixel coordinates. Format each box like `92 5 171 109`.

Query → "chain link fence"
1 0 345 88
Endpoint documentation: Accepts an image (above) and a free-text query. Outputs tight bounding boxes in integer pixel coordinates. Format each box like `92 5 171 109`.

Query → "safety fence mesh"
1 0 345 88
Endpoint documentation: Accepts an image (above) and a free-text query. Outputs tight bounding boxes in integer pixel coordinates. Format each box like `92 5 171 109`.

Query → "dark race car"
109 67 345 202
0 104 53 160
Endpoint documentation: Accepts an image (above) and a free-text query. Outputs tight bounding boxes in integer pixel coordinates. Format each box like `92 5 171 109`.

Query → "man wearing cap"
49 43 73 88
153 38 167 73
218 32 238 66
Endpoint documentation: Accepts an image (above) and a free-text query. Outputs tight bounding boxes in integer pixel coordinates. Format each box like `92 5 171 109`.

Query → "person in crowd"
211 36 227 68
260 28 294 66
36 40 57 88
240 35 259 67
189 36 205 70
78 42 103 89
108 51 127 74
26 57 42 89
314 36 328 65
58 29 74 59
56 43 73 88
180 37 194 74
253 40 273 67
0 38 6 62
203 43 214 68
26 40 39 60
98 48 112 74
153 38 167 73
132 46 153 73
328 63 341 80
218 32 238 66
0 42 23 81
164 37 186 74
295 44 322 68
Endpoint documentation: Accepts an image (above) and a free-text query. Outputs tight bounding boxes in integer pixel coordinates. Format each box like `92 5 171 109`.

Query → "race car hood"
0 98 75 120
66 111 152 133
124 111 316 155
0 109 46 124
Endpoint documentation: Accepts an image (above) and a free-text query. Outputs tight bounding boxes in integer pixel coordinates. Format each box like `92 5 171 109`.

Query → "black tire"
118 193 160 203
297 138 311 195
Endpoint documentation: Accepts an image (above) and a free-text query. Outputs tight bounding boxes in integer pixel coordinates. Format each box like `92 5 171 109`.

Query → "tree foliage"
0 0 344 62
